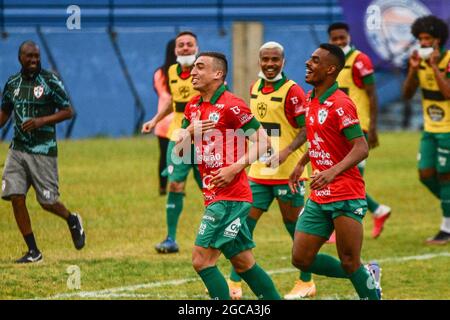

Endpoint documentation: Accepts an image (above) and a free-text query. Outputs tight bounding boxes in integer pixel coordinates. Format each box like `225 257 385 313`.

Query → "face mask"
258 70 284 82
340 44 352 55
418 47 434 60
177 54 196 67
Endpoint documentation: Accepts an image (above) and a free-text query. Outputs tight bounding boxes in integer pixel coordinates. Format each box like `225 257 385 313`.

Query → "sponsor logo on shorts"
203 215 215 222
224 218 241 238
354 208 364 216
198 222 207 235
277 189 288 196
438 156 447 167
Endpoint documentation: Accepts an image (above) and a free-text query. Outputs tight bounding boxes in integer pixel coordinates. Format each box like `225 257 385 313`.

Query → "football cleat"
366 261 382 300
426 230 450 245
155 236 179 253
15 249 43 264
284 280 316 299
372 204 391 239
69 213 86 250
227 279 242 300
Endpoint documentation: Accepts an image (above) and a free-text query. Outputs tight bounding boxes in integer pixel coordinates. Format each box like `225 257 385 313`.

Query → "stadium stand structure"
0 0 404 138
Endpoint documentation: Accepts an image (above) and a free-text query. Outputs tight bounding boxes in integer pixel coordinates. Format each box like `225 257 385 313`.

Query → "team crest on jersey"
318 108 328 124
33 85 44 99
257 102 267 118
208 112 220 124
179 86 190 99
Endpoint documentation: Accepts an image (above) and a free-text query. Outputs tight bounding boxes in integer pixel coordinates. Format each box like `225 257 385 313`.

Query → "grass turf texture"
0 131 448 299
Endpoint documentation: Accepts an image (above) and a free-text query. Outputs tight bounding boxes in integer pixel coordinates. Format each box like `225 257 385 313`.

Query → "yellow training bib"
418 50 450 133
248 79 308 180
337 50 371 132
167 63 199 141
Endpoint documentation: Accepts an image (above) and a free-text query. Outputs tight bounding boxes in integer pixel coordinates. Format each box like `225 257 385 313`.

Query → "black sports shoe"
426 230 450 245
69 213 86 250
15 250 43 264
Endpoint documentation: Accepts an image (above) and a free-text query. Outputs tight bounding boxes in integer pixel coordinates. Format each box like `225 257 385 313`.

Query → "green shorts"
296 198 368 239
250 180 305 211
195 201 255 259
162 141 201 184
418 131 450 173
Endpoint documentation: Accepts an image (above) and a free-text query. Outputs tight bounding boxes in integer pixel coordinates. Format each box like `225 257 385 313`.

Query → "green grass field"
0 131 449 300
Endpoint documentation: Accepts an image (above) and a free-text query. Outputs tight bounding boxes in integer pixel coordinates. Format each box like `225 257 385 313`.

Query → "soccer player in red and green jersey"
177 52 280 300
289 44 381 300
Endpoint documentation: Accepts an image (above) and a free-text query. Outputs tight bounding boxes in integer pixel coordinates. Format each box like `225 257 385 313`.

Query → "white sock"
440 217 450 233
373 204 390 217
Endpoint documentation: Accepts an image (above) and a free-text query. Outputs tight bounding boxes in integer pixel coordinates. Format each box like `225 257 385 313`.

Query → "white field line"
39 252 449 300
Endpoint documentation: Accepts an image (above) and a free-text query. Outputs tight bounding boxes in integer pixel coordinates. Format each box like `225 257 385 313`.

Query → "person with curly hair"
403 15 450 244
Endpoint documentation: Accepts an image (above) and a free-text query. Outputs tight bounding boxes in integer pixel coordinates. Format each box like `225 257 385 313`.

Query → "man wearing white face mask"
142 31 202 253
226 41 316 300
403 15 450 245
328 22 391 240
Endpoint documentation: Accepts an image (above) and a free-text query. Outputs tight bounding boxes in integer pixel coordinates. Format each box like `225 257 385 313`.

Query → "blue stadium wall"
0 0 402 139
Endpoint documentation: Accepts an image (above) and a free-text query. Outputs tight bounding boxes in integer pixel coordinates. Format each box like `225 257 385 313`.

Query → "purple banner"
339 0 449 68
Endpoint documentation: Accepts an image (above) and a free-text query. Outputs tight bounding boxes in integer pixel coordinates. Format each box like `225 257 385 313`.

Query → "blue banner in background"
339 0 449 69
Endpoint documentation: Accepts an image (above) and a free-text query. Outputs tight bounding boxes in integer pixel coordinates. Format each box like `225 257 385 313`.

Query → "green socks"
284 220 312 282
440 181 450 218
349 265 380 300
305 253 349 278
421 176 441 199
198 266 230 300
366 194 380 213
238 263 281 300
166 192 184 240
305 254 380 300
229 217 258 282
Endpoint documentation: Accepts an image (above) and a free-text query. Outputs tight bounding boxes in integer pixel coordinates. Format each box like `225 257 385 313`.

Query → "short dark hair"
176 31 198 41
18 40 38 57
319 43 345 72
327 22 350 35
197 51 228 80
411 15 448 45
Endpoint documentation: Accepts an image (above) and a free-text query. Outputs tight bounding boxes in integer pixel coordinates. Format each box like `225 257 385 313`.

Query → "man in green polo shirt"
0 40 85 263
